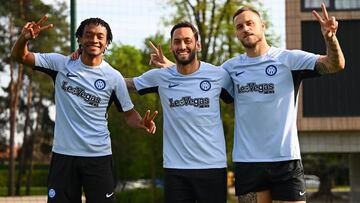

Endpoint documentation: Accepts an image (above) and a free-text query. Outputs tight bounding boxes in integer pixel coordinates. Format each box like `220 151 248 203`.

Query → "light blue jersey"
35 53 134 156
222 47 320 162
134 62 233 169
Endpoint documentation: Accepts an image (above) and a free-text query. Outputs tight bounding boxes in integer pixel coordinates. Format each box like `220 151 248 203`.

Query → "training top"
34 53 134 157
133 62 233 169
221 47 320 162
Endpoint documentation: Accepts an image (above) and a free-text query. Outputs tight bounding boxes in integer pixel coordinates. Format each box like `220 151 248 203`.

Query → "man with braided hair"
11 16 157 203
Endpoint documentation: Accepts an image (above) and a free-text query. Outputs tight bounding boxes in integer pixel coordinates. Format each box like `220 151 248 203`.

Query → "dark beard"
173 50 197 66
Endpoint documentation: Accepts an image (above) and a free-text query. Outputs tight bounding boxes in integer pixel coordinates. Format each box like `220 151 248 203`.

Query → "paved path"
0 191 349 203
0 196 46 203
0 196 86 203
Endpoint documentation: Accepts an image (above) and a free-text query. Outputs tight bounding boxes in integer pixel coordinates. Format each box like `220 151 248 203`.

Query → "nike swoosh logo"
168 84 180 88
299 191 306 196
106 192 114 198
66 72 78 78
235 71 245 76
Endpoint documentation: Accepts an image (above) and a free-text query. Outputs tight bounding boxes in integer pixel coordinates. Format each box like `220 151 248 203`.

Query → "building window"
302 0 360 11
304 0 329 9
335 0 360 9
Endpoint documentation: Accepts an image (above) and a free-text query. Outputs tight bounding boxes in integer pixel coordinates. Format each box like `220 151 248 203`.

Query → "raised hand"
312 3 338 39
148 41 174 68
140 110 158 134
70 48 82 60
21 15 53 40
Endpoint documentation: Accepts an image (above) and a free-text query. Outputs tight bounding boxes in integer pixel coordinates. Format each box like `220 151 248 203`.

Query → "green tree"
0 0 69 195
105 43 163 203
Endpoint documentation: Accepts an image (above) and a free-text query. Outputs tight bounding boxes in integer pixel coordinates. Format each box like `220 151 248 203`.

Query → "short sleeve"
133 68 162 94
114 73 134 112
282 50 320 71
219 69 234 103
34 53 68 71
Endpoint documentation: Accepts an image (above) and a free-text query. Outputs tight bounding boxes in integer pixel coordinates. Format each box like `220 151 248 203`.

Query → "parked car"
116 179 151 191
304 174 320 190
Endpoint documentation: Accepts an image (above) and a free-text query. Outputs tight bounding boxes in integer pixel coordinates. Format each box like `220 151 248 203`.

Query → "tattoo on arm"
238 192 257 203
124 78 137 93
316 35 345 75
314 60 330 75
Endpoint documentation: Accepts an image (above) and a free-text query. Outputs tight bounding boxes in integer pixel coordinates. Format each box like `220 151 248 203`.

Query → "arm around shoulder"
125 78 137 93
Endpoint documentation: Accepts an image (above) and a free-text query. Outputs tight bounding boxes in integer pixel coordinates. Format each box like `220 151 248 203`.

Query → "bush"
0 168 48 187
29 169 48 187
0 170 7 187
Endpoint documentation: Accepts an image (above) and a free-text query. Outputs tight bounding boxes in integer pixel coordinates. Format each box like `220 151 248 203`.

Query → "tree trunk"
8 62 23 196
8 61 15 196
15 79 32 195
9 0 25 196
26 95 41 195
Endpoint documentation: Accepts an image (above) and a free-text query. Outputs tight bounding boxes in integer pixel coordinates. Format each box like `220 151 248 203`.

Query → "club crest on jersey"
200 80 211 91
48 188 56 198
94 79 106 90
265 65 277 76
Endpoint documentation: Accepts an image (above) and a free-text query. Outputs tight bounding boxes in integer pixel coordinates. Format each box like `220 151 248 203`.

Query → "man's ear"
196 40 201 52
261 20 266 30
77 38 82 50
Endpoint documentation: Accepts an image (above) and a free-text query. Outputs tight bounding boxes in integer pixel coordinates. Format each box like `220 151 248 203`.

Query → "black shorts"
47 152 116 203
164 168 227 203
234 160 306 201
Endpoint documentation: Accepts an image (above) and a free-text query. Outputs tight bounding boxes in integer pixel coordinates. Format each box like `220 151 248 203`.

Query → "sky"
42 0 286 48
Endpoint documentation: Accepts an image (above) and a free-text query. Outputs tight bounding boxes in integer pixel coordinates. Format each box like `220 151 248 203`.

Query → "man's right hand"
70 48 81 60
148 41 174 68
11 15 53 66
21 15 53 40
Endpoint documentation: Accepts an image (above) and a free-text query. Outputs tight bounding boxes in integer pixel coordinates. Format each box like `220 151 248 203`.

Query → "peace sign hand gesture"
148 41 174 68
312 3 338 40
21 15 53 40
139 110 158 134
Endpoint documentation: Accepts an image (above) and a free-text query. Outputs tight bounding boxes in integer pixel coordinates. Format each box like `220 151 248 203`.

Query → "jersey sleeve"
220 69 234 103
113 72 134 112
34 53 68 71
282 49 320 71
133 68 161 95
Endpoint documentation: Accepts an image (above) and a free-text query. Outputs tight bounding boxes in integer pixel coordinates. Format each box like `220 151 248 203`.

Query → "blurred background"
0 0 359 202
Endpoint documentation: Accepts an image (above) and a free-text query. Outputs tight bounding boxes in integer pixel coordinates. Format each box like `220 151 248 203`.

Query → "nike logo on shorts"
106 192 114 198
299 191 306 196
